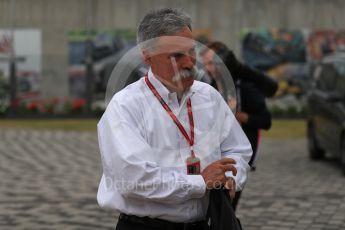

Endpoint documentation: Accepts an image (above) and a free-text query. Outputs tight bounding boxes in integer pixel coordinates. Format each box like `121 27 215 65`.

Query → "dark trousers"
116 214 207 230
116 217 159 230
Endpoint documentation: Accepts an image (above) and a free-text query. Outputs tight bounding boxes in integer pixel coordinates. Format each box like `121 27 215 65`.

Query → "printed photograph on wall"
307 29 345 61
0 29 42 103
241 28 309 116
241 28 309 97
68 30 137 99
241 28 345 117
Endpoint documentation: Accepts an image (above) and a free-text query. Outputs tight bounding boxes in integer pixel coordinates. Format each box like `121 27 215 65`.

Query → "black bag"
205 189 243 230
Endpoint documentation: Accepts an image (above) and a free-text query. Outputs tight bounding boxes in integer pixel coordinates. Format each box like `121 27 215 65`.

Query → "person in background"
201 41 275 211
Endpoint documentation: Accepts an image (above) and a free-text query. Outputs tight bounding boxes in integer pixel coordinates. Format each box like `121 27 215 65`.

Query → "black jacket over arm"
206 189 242 230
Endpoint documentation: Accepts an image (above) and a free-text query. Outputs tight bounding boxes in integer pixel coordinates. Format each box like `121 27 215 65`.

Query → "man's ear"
142 50 151 65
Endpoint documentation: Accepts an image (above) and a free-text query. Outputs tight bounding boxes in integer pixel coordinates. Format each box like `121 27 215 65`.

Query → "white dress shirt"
97 69 252 222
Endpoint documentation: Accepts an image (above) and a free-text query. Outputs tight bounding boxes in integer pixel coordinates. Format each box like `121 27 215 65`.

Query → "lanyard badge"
145 75 201 175
186 148 201 175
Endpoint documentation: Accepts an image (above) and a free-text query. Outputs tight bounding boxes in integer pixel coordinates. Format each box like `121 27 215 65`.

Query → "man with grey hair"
97 8 252 230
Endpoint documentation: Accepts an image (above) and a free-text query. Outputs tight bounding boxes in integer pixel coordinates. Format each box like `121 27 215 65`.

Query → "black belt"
118 213 207 230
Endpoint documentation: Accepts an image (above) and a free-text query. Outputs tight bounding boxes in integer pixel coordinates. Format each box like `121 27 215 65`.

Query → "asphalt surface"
1 129 345 230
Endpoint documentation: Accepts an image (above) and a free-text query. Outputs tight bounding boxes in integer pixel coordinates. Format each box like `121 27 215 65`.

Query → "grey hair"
137 8 192 50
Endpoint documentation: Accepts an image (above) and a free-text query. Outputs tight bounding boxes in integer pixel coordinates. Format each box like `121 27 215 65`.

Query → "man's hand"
235 111 249 124
225 177 236 200
201 158 237 190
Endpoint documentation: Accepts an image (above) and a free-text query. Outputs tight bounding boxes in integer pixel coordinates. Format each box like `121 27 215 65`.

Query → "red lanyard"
144 75 195 157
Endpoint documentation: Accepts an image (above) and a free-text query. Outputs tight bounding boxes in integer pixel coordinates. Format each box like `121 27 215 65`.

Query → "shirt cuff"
186 175 206 198
225 172 242 191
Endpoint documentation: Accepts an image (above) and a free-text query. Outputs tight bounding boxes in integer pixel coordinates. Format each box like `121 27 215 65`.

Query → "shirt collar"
147 68 195 104
147 68 170 103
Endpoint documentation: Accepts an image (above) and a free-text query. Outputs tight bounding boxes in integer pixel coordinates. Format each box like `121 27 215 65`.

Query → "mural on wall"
241 28 308 98
307 29 345 61
242 28 307 68
0 29 41 101
68 30 137 98
242 28 345 98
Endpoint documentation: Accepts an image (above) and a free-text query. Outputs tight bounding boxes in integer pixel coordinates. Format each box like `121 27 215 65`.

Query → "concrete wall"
1 0 345 98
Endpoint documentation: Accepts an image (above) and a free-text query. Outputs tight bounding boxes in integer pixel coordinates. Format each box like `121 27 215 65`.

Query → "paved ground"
1 129 345 230
237 139 345 230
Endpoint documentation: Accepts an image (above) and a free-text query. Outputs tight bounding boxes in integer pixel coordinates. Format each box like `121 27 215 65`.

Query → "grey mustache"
172 67 204 82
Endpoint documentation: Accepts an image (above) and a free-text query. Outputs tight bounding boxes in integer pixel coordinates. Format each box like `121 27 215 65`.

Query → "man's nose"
181 54 196 69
